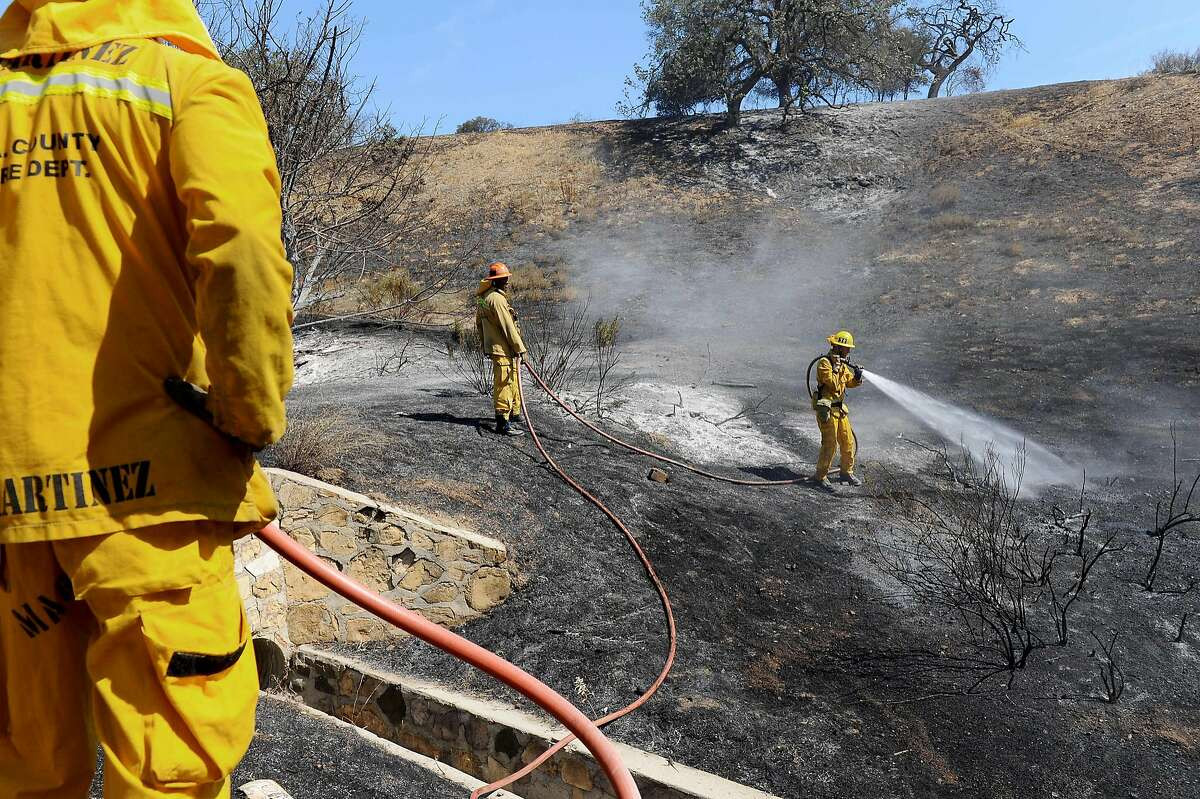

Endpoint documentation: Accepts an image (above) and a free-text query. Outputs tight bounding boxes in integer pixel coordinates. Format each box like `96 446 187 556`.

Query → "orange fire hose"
255 522 641 799
522 361 808 486
470 359 678 799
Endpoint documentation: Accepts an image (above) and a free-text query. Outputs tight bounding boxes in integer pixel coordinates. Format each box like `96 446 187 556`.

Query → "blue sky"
343 1 1200 131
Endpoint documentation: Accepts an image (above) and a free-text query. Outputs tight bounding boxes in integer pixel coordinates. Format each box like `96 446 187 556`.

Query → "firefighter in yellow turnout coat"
475 262 528 436
0 1 293 797
812 331 863 492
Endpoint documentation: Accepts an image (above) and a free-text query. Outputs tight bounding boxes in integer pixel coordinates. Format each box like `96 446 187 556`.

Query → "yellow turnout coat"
475 280 527 357
0 0 294 543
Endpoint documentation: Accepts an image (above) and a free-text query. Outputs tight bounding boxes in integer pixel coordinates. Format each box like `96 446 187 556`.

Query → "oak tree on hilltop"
908 0 1019 98
625 0 905 126
455 116 514 134
623 0 1018 123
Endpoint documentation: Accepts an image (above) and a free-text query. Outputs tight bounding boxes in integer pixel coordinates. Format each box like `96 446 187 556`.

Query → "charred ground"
271 75 1200 798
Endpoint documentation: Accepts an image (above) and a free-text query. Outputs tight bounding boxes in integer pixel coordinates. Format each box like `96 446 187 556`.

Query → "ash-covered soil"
269 77 1199 798
274 358 1199 799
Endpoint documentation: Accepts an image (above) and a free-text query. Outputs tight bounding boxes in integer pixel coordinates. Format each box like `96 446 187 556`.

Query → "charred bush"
1090 629 1125 704
444 300 633 415
877 451 1051 689
875 449 1122 692
1140 426 1199 595
521 300 594 395
443 321 491 397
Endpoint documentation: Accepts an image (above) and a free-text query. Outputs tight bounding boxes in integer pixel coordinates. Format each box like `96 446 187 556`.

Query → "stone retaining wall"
235 469 516 650
233 472 779 799
290 648 783 799
291 649 614 799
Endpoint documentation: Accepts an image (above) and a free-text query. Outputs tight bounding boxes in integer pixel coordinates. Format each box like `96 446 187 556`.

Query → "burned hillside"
266 73 1200 799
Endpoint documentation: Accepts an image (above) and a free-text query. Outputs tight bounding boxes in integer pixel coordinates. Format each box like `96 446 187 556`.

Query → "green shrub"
456 116 514 134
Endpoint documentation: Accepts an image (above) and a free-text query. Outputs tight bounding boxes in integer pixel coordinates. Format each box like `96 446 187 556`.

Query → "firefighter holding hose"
0 1 293 796
476 262 529 436
812 331 864 493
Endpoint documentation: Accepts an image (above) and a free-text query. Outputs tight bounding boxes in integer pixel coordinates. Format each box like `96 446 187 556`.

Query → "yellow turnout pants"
814 412 856 480
0 523 258 798
492 356 522 419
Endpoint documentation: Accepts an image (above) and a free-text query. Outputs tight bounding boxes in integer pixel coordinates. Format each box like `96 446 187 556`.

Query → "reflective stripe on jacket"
0 1 293 542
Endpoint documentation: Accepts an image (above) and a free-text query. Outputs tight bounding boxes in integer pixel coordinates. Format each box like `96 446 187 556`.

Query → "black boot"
495 414 524 436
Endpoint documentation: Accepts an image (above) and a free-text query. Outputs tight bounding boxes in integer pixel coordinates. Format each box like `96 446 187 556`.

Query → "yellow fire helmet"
827 330 856 349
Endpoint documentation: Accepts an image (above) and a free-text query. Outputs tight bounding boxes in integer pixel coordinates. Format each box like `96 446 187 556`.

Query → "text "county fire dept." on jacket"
0 0 294 543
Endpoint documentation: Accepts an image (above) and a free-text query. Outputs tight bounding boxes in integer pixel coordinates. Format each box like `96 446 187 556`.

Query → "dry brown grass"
870 701 960 787
315 275 469 325
414 126 739 260
934 77 1200 210
267 409 386 477
404 477 487 510
1001 240 1024 258
510 260 578 304
745 652 785 695
421 128 606 233
1053 288 1099 305
929 182 961 210
1033 221 1071 241
1146 719 1200 753
357 268 417 310
931 212 975 231
1006 112 1041 130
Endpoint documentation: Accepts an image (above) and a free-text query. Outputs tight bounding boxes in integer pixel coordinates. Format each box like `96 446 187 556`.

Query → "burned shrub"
1091 629 1125 704
877 451 1051 689
444 320 491 397
1146 48 1200 75
1140 427 1199 594
875 448 1122 692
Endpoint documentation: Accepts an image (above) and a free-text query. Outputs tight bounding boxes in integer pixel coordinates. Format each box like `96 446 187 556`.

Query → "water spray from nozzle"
861 369 1074 493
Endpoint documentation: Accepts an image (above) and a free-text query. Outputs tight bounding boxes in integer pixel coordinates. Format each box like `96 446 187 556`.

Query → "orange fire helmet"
486 262 512 281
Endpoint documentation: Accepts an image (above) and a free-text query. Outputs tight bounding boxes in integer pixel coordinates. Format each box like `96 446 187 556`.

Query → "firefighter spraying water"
809 330 865 493
803 330 1071 494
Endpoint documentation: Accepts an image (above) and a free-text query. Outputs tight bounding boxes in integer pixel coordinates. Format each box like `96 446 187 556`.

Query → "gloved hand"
853 365 864 381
